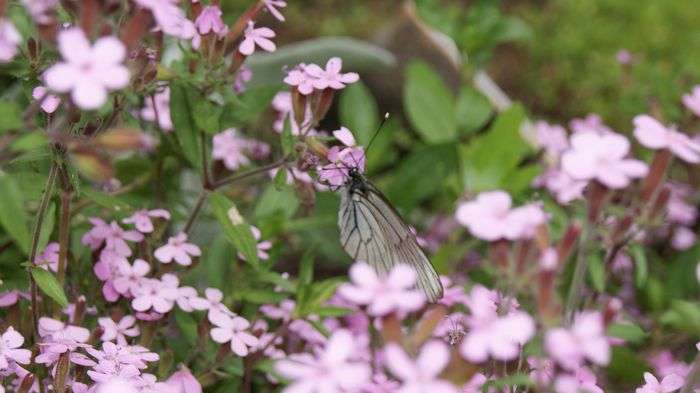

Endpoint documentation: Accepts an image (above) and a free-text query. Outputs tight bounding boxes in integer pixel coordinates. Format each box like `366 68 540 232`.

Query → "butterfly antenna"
365 112 390 153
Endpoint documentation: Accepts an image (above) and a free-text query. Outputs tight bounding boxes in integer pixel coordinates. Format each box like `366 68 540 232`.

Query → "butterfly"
336 166 444 302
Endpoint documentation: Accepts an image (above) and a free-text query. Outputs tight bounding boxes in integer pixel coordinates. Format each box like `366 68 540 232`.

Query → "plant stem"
564 223 590 323
211 155 291 189
681 352 700 393
27 163 58 341
183 190 209 235
56 169 73 285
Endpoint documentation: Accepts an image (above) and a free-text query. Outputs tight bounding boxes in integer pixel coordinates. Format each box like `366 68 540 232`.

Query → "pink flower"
384 340 458 393
0 290 29 307
338 262 425 316
98 315 140 345
305 57 359 90
528 356 555 385
318 146 366 187
123 209 171 233
82 218 144 256
131 277 179 314
263 0 287 21
234 66 252 93
636 372 684 393
0 327 31 369
672 226 696 250
238 21 276 55
95 377 140 393
275 329 371 393
21 0 59 24
154 232 201 266
633 115 700 163
437 276 468 307
617 49 633 65
361 373 401 393
561 132 648 189
667 183 697 225
212 128 254 170
36 318 93 367
459 285 534 362
140 87 173 131
333 126 356 147
545 311 610 370
554 367 604 393
43 28 129 110
455 191 547 241
535 168 587 204
260 299 295 322
283 64 317 95
0 19 21 63
112 258 150 297
188 288 228 319
650 351 691 379
238 226 272 261
569 114 613 135
209 311 258 356
32 86 61 113
165 366 202 393
135 0 195 40
195 6 227 37
682 86 700 118
535 121 569 157
35 242 59 272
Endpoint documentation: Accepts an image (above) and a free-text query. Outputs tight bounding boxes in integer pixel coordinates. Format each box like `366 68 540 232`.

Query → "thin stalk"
564 224 591 323
211 155 291 189
56 180 72 285
27 163 58 340
182 190 209 235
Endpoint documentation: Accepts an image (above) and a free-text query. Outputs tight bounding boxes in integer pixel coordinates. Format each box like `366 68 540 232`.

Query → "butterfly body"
338 168 444 302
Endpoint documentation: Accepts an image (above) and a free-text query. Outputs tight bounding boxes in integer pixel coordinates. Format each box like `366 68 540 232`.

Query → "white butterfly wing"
338 183 444 302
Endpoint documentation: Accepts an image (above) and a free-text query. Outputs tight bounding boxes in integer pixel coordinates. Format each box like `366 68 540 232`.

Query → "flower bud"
95 128 154 152
17 373 35 393
70 147 114 183
557 221 581 268
640 149 672 203
165 365 203 393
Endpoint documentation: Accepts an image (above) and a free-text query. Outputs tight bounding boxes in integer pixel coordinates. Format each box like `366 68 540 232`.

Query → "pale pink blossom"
633 115 700 163
21 0 59 24
140 87 173 131
131 277 179 314
123 209 171 233
112 258 150 297
318 146 366 187
35 242 59 272
260 299 295 322
672 226 696 250
211 128 255 170
545 311 610 370
535 121 569 157
0 327 31 370
384 340 458 393
682 86 700 118
238 21 276 56
455 190 547 241
238 226 272 261
32 86 61 113
135 0 196 40
0 19 21 63
98 316 140 345
554 367 604 393
195 6 227 37
667 183 697 225
561 132 648 189
82 218 144 256
189 288 229 319
528 356 555 385
437 276 468 307
617 49 633 65
338 262 425 316
333 126 356 147
569 114 613 135
361 373 401 393
36 318 93 367
305 57 359 90
209 311 258 356
0 290 29 307
459 285 534 362
154 232 201 266
275 329 371 393
95 377 140 393
535 168 587 204
283 64 316 95
43 28 130 110
263 0 287 21
165 366 202 393
636 372 684 393
650 351 691 379
234 66 252 93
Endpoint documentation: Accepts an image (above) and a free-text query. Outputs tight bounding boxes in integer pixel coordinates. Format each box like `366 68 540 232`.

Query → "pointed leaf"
209 192 259 266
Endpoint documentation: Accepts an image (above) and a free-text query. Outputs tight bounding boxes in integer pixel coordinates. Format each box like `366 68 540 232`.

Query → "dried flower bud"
557 221 582 268
640 149 672 203
70 146 114 183
95 128 154 152
17 373 35 393
585 181 609 223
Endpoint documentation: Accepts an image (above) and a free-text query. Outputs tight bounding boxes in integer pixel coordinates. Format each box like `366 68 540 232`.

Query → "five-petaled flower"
633 114 700 163
43 27 130 110
238 21 276 55
209 310 259 356
545 311 611 370
384 340 459 393
0 327 31 370
154 232 201 266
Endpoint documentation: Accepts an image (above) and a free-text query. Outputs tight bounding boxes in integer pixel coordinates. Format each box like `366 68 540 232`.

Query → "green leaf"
209 192 259 266
80 189 132 213
298 250 314 287
0 172 31 254
483 373 534 390
37 202 56 254
403 60 456 143
256 270 295 292
193 99 223 134
607 322 648 344
174 310 198 345
281 117 295 155
220 85 279 127
273 167 288 190
587 251 605 293
339 81 378 145
31 267 68 307
630 244 648 288
459 105 530 192
240 290 288 304
10 131 48 152
456 86 493 135
0 101 22 133
254 184 299 219
607 347 647 384
661 300 700 335
169 82 202 169
315 306 354 317
295 278 344 318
